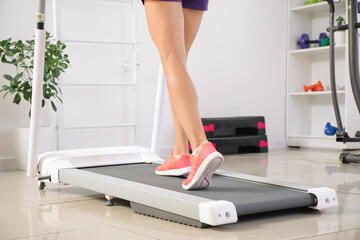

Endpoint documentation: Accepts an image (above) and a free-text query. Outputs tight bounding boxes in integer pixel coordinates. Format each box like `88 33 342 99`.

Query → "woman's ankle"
173 148 189 157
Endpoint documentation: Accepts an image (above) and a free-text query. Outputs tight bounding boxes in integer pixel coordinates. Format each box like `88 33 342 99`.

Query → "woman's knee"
160 49 187 70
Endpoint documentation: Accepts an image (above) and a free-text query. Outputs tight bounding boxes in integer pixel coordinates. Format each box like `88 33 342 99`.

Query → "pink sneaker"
155 152 192 176
182 142 224 190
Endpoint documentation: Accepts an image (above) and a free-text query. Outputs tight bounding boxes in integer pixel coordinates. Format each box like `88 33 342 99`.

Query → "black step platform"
193 116 269 154
202 116 266 138
209 135 268 154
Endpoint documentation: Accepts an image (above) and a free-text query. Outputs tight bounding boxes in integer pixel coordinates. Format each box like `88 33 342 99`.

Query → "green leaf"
14 73 23 82
44 64 49 73
1 85 10 91
51 101 57 111
3 74 13 81
10 79 19 88
50 81 58 87
60 63 68 69
48 49 56 55
55 95 63 104
52 68 60 78
1 55 8 63
3 91 10 99
23 91 31 101
0 38 11 47
6 50 14 56
17 55 24 63
21 81 30 90
48 84 58 93
9 87 15 94
13 93 21 104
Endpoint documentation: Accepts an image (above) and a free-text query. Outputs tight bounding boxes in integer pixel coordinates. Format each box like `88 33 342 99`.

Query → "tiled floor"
0 148 359 240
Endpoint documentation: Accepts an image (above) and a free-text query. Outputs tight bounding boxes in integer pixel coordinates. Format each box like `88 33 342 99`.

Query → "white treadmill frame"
27 0 338 227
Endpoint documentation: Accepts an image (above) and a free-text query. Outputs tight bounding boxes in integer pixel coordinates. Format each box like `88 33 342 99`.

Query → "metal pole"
132 0 137 145
52 0 65 151
325 0 345 133
150 63 166 155
27 0 46 177
348 0 360 113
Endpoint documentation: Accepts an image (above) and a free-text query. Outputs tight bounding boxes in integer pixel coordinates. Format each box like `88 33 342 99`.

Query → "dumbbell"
297 33 329 49
304 0 323 5
324 122 345 136
304 81 324 92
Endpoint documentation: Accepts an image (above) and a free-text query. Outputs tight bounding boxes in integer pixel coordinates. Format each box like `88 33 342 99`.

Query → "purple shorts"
141 0 209 11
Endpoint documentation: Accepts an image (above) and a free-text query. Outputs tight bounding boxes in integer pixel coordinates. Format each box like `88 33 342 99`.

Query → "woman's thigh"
144 0 187 65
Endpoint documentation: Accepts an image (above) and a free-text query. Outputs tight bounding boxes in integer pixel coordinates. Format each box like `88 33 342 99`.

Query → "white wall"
0 0 287 170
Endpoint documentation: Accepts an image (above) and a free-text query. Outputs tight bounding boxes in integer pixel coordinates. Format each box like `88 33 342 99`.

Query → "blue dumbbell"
324 122 345 136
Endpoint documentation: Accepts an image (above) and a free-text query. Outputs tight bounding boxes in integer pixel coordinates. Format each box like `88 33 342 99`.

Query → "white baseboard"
0 156 17 170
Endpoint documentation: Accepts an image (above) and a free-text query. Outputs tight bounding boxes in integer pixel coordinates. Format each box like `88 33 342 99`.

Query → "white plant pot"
334 31 345 45
12 127 56 171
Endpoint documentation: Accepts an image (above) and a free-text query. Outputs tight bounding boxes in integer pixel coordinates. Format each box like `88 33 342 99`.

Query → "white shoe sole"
182 152 223 190
155 166 191 176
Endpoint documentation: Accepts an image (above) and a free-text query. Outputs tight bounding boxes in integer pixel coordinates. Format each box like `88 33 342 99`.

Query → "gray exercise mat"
82 163 316 216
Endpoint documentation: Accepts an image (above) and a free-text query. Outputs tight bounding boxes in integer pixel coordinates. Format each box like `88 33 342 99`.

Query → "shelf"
290 44 346 55
288 134 335 139
287 135 345 149
290 1 346 13
63 82 136 87
290 90 346 96
64 123 136 130
62 39 134 45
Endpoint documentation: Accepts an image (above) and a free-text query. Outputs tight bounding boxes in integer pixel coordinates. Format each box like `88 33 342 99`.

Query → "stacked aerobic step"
196 116 268 154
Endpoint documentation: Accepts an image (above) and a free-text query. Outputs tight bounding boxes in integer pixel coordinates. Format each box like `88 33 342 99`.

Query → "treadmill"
27 0 338 227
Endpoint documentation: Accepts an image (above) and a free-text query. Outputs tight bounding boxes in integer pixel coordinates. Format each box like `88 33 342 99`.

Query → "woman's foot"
155 152 192 176
182 142 224 190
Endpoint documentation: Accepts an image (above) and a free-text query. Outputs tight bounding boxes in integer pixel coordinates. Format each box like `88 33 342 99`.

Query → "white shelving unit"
286 0 360 150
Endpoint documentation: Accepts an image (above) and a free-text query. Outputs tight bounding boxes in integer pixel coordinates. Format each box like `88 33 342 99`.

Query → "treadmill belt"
82 163 316 216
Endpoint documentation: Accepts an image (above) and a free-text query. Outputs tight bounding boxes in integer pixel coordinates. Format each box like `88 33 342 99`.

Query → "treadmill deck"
78 163 316 216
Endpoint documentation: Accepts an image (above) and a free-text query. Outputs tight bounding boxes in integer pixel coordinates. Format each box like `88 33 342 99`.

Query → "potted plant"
335 16 346 45
0 32 70 170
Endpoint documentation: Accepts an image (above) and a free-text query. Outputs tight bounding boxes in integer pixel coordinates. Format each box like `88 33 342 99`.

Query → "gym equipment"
325 0 360 164
202 116 266 137
207 135 268 154
337 85 345 90
194 117 268 154
324 122 345 136
27 0 338 227
297 33 329 49
304 81 324 92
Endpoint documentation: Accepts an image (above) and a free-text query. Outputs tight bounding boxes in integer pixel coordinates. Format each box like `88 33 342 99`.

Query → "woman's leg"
171 8 205 155
144 0 207 151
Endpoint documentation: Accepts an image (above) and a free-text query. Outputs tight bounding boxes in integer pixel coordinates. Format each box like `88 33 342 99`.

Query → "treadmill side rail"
307 187 338 210
199 200 238 226
38 146 163 183
59 168 217 224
